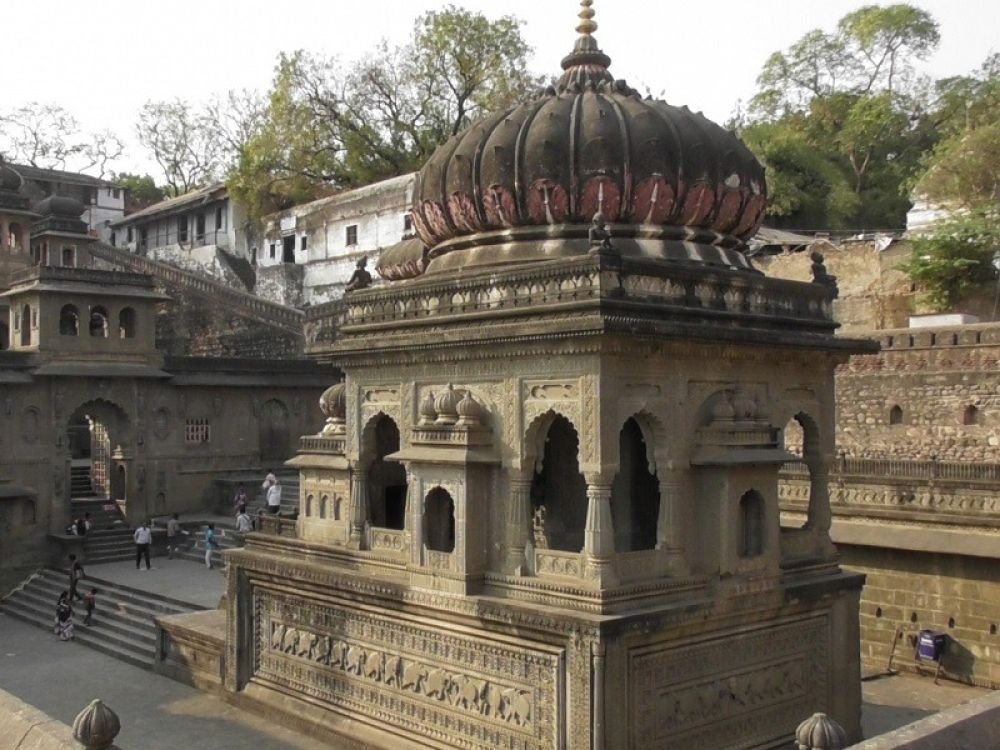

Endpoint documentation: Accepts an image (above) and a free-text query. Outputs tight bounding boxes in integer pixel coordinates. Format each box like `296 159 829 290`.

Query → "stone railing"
534 549 584 579
258 515 298 538
298 435 347 454
89 243 304 334
10 263 155 288
424 549 454 571
616 549 665 584
369 528 406 555
782 457 1000 482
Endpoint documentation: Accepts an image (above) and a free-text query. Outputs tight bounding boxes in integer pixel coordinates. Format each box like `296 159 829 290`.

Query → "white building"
13 164 125 244
256 174 414 306
109 184 253 288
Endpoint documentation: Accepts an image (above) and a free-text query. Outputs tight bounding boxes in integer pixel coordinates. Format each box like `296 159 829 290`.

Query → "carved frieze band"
253 589 561 749
629 616 829 749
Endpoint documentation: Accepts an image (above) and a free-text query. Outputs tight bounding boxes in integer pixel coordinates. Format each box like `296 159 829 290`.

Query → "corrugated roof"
111 183 228 226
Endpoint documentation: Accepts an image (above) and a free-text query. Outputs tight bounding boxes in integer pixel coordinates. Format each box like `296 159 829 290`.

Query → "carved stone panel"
629 616 829 749
253 587 563 750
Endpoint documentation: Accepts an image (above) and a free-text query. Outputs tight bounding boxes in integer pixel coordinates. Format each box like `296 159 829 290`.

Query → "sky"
1 0 998 178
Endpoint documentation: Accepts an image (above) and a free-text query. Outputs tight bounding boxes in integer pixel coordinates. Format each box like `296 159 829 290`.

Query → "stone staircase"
173 525 243 569
89 242 304 334
70 465 93 498
72 499 134 564
276 472 300 515
1 568 204 669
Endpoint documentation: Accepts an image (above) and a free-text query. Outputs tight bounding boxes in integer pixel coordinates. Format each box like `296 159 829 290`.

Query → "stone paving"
0 614 350 749
861 671 992 739
82 557 228 609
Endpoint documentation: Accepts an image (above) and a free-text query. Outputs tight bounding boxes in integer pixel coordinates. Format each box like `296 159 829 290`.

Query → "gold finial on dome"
576 0 597 37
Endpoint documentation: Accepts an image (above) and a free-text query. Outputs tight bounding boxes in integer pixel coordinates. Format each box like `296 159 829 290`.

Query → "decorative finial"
576 0 597 36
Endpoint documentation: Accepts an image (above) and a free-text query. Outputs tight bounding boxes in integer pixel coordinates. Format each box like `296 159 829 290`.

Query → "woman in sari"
54 591 74 641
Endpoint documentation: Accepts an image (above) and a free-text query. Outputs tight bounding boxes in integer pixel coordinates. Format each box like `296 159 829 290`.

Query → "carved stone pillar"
583 473 616 586
591 639 606 748
348 461 368 549
806 456 832 534
0 219 8 252
407 471 423 566
504 473 533 575
656 466 688 573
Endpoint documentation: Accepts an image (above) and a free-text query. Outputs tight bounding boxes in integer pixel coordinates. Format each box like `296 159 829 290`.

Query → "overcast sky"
2 0 998 177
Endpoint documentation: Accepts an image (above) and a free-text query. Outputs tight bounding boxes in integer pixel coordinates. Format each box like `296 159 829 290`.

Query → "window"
269 243 276 259
195 212 206 241
346 224 358 246
110 231 117 247
139 227 148 248
185 418 211 444
119 307 136 339
889 405 903 425
738 490 765 558
404 213 413 233
425 488 456 553
300 235 308 251
215 206 225 231
89 306 109 338
964 405 979 426
127 226 133 243
20 305 30 346
0 322 8 350
177 215 188 243
59 304 80 336
282 235 295 263
61 247 75 267
113 188 120 199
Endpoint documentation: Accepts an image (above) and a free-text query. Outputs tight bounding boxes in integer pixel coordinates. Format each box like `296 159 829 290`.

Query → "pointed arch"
360 411 407 530
611 416 661 551
526 411 587 552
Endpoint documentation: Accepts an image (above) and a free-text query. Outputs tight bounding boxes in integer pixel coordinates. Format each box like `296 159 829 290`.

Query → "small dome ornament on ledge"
455 390 482 427
434 384 462 426
72 699 121 750
318 382 347 436
419 390 437 426
795 712 847 750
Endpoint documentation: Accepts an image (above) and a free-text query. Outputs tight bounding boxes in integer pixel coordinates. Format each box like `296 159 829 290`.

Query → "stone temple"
192 4 871 747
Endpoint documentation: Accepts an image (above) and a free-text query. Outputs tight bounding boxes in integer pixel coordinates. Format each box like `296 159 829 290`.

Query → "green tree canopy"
229 5 540 221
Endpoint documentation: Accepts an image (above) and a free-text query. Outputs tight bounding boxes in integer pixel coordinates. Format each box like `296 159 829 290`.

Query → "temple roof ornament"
404 0 767 280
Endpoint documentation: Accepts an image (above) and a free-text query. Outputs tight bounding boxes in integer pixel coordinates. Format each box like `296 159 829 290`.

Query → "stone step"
28 572 193 618
10 588 158 646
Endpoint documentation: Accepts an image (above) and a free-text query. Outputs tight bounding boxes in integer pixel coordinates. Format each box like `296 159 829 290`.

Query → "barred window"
185 418 211 444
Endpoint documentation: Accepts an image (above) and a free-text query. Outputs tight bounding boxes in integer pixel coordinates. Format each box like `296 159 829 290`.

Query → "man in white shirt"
266 479 282 514
236 509 253 533
134 521 152 570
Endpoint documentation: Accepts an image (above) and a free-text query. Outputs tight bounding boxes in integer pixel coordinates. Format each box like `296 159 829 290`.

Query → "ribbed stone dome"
0 163 23 192
35 195 86 218
411 1 766 259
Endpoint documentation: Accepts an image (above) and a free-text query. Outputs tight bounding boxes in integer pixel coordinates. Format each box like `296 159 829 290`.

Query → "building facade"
13 164 125 244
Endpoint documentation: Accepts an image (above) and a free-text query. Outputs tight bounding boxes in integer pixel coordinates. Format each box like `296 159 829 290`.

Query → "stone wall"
835 323 1000 462
0 687 82 749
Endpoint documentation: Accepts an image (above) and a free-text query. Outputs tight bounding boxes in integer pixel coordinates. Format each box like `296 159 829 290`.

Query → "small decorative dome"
403 0 766 281
319 382 346 420
319 382 347 436
711 392 736 422
72 699 121 750
35 195 85 218
419 390 437 426
795 713 847 750
434 384 461 425
456 391 482 426
0 162 23 192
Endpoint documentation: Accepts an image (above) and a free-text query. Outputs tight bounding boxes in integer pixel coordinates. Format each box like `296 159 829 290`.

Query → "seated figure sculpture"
344 257 373 292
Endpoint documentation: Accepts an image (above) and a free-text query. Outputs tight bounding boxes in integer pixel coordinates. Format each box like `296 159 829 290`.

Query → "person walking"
134 520 152 570
54 592 74 641
68 554 85 602
204 523 220 570
265 477 282 515
233 484 249 514
82 588 98 626
166 513 181 559
235 508 253 534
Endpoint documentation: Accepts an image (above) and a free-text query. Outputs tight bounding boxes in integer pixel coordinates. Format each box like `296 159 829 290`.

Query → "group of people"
54 554 97 641
64 513 93 537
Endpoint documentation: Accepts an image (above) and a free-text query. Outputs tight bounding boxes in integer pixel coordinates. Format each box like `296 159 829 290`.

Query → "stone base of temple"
219 542 862 750
154 609 226 694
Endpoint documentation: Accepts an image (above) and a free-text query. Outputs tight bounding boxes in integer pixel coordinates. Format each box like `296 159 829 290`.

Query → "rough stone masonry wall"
835 324 1000 462
845 545 1000 688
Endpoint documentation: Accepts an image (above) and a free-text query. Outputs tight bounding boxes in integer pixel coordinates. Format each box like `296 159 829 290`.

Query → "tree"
79 130 125 179
901 208 1000 309
228 5 540 220
838 4 939 95
136 100 222 196
110 172 166 211
0 103 85 169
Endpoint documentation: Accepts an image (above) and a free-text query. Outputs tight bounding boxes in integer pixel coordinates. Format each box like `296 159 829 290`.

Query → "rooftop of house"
11 164 119 189
111 183 228 227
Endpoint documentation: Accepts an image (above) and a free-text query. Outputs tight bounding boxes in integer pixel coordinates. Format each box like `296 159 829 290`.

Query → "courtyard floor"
83 557 228 609
861 671 992 739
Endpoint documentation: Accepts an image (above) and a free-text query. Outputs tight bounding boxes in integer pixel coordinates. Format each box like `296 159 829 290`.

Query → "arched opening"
530 414 588 552
305 494 314 517
0 321 8 350
739 490 765 558
19 304 30 346
9 222 22 251
889 405 903 425
610 417 659 551
60 304 80 336
963 405 979 426
783 412 828 531
89 306 109 337
320 495 328 519
425 487 456 553
365 415 407 529
259 398 290 462
61 246 75 267
66 400 130 503
118 307 136 339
